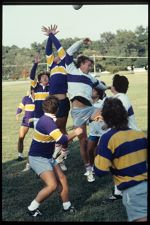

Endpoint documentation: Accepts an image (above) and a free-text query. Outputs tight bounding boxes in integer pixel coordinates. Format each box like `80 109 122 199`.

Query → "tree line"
2 25 148 80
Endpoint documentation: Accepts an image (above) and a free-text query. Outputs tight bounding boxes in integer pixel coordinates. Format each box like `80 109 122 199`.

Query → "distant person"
30 54 50 128
94 97 147 222
131 64 134 74
27 95 83 217
16 87 35 161
42 25 70 171
145 65 148 70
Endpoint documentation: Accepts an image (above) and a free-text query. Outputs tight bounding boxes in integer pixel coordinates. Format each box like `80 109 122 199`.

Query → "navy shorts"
21 117 34 128
56 97 70 118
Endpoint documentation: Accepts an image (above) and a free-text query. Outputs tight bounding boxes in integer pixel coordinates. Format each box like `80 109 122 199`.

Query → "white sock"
28 199 40 211
85 163 92 172
63 201 71 210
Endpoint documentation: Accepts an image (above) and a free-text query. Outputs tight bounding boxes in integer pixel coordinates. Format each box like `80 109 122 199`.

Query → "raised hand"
41 24 59 36
34 54 40 64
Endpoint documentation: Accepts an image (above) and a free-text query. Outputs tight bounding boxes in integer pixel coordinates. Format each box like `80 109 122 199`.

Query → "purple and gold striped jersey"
94 128 147 190
46 33 68 94
30 63 50 119
16 95 35 127
29 113 68 158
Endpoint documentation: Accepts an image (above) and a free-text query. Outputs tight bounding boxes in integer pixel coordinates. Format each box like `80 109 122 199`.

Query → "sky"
2 4 148 48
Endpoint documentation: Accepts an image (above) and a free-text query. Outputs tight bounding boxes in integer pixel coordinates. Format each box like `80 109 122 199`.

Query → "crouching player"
27 95 82 217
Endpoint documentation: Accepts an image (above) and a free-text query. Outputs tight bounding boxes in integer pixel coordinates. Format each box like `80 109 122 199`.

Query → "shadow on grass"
2 140 127 222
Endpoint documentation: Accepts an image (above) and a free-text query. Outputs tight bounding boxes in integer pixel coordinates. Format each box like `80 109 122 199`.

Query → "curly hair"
93 87 106 100
42 95 59 114
37 71 50 82
112 74 129 93
102 97 128 130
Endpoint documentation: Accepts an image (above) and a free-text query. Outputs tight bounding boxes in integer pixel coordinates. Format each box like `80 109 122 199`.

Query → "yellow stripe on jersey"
113 149 147 170
58 47 66 60
94 155 112 171
33 130 54 143
50 129 63 141
34 92 49 100
51 66 67 76
108 130 146 153
18 103 24 110
113 172 147 187
47 54 54 67
31 79 37 88
24 104 35 111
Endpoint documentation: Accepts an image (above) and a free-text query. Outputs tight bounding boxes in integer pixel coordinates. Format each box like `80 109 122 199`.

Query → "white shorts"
71 106 96 127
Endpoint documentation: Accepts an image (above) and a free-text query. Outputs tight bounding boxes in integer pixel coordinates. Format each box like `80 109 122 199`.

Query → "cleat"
22 163 30 172
59 161 67 171
84 171 89 176
16 156 25 161
27 208 42 217
64 205 76 214
108 194 122 201
86 171 95 182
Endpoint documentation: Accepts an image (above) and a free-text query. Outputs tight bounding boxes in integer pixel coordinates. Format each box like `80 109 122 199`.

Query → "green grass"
2 71 147 221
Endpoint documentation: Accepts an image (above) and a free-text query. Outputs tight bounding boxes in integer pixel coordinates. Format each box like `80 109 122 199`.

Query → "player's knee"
47 181 57 192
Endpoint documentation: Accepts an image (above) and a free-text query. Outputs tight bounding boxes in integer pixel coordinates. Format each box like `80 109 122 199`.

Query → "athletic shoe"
84 167 95 176
27 208 42 217
64 205 76 214
108 194 122 201
84 171 89 176
22 163 30 172
84 170 95 176
108 187 122 201
17 156 25 161
87 171 95 182
59 162 67 171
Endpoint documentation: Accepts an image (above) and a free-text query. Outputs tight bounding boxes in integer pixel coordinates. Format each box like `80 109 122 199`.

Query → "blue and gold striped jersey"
29 113 68 158
46 33 68 94
30 63 50 118
94 128 147 190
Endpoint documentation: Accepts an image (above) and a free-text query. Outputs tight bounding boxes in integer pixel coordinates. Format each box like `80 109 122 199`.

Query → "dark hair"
42 95 59 114
102 97 128 130
38 71 50 82
76 55 94 68
112 74 129 93
93 87 106 100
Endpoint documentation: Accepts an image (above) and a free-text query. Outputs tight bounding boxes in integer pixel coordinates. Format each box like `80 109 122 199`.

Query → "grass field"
2 71 147 221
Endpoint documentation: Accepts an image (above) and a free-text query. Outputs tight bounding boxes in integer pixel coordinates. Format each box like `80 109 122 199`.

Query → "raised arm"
42 25 66 67
30 55 40 88
65 38 92 68
66 38 92 56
